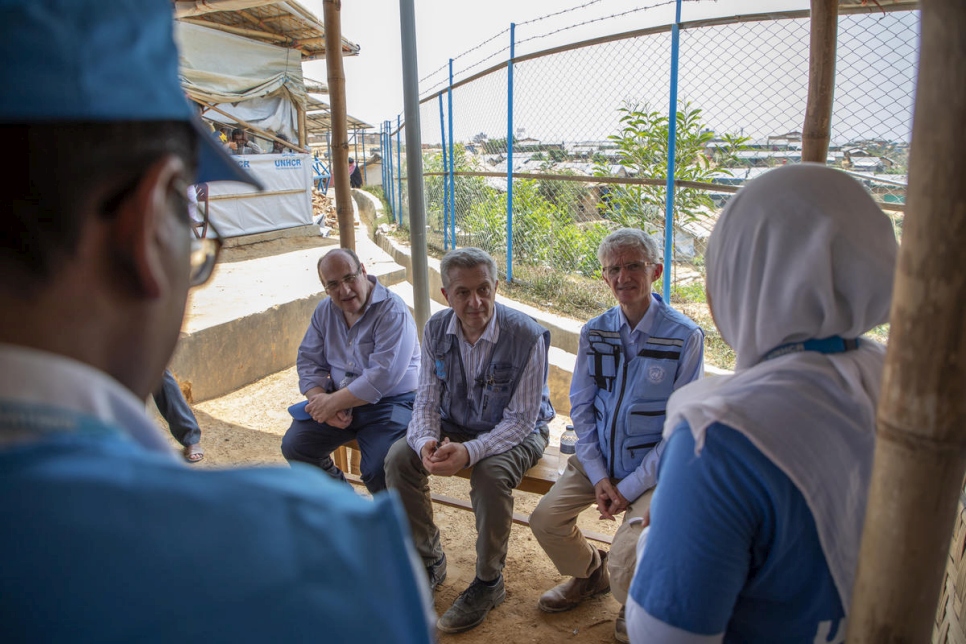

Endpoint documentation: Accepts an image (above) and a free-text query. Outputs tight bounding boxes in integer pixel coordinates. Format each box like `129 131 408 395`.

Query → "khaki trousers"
384 428 547 582
530 454 653 605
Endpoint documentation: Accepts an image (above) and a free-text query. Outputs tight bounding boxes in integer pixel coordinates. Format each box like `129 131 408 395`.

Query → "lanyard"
762 336 861 362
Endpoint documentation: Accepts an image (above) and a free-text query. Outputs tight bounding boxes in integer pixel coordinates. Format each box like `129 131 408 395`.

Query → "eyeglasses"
172 181 222 287
602 261 657 280
189 216 222 287
323 269 362 293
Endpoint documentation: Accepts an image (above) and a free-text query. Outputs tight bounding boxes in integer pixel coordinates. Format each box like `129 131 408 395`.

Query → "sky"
299 0 812 129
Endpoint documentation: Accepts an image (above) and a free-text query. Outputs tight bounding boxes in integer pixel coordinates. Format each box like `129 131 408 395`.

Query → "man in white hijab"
626 163 898 643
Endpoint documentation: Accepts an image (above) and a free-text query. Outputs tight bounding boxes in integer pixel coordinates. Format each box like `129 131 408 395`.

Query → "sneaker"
426 553 447 591
537 549 611 613
436 575 506 634
614 605 629 643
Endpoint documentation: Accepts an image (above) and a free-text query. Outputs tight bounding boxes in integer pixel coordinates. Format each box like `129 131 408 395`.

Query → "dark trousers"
281 392 415 494
152 370 201 447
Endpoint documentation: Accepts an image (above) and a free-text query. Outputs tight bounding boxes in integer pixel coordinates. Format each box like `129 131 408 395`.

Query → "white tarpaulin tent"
207 154 313 237
175 21 312 236
176 21 305 144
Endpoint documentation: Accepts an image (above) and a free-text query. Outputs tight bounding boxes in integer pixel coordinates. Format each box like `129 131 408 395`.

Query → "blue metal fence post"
381 125 388 200
396 114 403 226
662 0 683 302
506 23 516 282
387 120 397 223
439 93 450 249
447 59 456 248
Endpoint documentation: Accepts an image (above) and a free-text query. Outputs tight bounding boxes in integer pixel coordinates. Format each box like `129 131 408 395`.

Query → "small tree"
595 101 746 232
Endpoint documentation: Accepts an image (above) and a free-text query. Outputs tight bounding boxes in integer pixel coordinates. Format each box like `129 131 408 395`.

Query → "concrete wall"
169 295 322 403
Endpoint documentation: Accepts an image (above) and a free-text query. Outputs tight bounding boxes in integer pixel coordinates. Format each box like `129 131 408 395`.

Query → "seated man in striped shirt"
385 247 555 635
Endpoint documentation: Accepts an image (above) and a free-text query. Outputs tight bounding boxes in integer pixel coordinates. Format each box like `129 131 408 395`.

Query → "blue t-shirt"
628 423 846 643
0 410 434 644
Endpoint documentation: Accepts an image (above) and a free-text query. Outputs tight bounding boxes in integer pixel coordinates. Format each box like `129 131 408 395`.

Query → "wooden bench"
334 441 613 545
335 441 561 495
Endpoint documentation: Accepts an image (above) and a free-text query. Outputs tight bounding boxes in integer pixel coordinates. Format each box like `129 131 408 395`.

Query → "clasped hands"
420 437 470 477
305 391 352 429
594 478 630 521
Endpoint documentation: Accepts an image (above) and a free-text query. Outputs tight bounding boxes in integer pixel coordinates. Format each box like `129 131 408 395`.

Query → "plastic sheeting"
176 22 306 106
207 153 313 237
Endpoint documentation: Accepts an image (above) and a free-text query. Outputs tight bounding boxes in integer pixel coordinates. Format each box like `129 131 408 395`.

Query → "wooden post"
297 101 307 150
847 0 966 641
322 0 354 250
801 0 837 164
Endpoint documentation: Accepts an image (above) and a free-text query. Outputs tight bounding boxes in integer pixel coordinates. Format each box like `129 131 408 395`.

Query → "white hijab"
663 163 898 609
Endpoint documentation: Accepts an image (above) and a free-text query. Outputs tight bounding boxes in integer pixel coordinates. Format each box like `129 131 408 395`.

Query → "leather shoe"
426 553 447 591
437 575 505 634
537 549 610 613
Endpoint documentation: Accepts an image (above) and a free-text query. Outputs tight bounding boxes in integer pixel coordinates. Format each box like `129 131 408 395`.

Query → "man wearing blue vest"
530 228 703 642
385 247 555 634
0 1 433 641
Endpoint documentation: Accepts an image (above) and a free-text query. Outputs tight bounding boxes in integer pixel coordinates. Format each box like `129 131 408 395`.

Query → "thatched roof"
173 0 360 61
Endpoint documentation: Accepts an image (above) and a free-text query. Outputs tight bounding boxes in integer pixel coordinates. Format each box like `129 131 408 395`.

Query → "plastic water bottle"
339 373 356 421
558 425 577 476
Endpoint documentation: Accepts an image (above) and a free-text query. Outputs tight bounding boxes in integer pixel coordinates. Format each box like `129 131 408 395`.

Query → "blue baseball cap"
0 0 262 189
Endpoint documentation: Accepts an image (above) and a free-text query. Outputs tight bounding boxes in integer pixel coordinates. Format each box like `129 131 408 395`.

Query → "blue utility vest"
586 295 699 479
427 303 555 434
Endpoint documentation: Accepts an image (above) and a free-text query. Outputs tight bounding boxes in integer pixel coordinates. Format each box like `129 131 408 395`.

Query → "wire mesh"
381 3 918 365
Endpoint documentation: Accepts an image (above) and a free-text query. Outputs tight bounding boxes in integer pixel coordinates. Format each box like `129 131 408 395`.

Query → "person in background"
626 164 898 643
0 1 434 641
530 228 703 643
272 133 296 154
349 156 363 188
385 247 554 634
230 128 262 155
153 369 204 463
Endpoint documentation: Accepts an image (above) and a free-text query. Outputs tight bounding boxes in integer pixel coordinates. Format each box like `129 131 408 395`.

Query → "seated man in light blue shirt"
530 228 703 643
282 248 420 494
0 1 433 641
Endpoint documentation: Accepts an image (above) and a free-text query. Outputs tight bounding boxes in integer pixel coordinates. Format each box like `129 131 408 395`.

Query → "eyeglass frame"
322 267 363 293
601 260 659 280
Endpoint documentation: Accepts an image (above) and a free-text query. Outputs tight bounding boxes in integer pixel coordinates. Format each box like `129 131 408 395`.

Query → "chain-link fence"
379 2 917 365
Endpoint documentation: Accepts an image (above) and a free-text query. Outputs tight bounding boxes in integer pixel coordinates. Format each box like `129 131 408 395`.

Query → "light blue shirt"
297 275 420 403
569 293 703 501
0 346 435 643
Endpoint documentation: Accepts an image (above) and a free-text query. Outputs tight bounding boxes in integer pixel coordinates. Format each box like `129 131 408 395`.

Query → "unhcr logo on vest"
274 158 302 169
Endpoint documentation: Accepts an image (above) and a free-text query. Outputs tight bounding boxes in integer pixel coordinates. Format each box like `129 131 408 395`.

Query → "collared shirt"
0 343 172 454
297 275 420 403
0 344 436 643
408 310 546 466
570 293 703 500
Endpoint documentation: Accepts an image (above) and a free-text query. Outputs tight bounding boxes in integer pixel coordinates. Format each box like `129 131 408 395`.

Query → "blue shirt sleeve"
630 423 754 637
570 324 609 485
628 423 846 643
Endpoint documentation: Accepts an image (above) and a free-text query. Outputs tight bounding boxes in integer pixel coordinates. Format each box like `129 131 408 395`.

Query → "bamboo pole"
322 0 354 251
297 102 307 150
801 0 837 163
847 0 966 641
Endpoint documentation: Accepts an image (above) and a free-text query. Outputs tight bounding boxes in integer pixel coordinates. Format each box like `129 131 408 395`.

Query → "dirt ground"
153 367 624 644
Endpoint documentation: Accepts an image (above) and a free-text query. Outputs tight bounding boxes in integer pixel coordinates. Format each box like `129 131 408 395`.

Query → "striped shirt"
408 309 546 466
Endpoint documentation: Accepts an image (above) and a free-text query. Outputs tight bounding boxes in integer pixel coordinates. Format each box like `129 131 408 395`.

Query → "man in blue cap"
0 1 433 641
